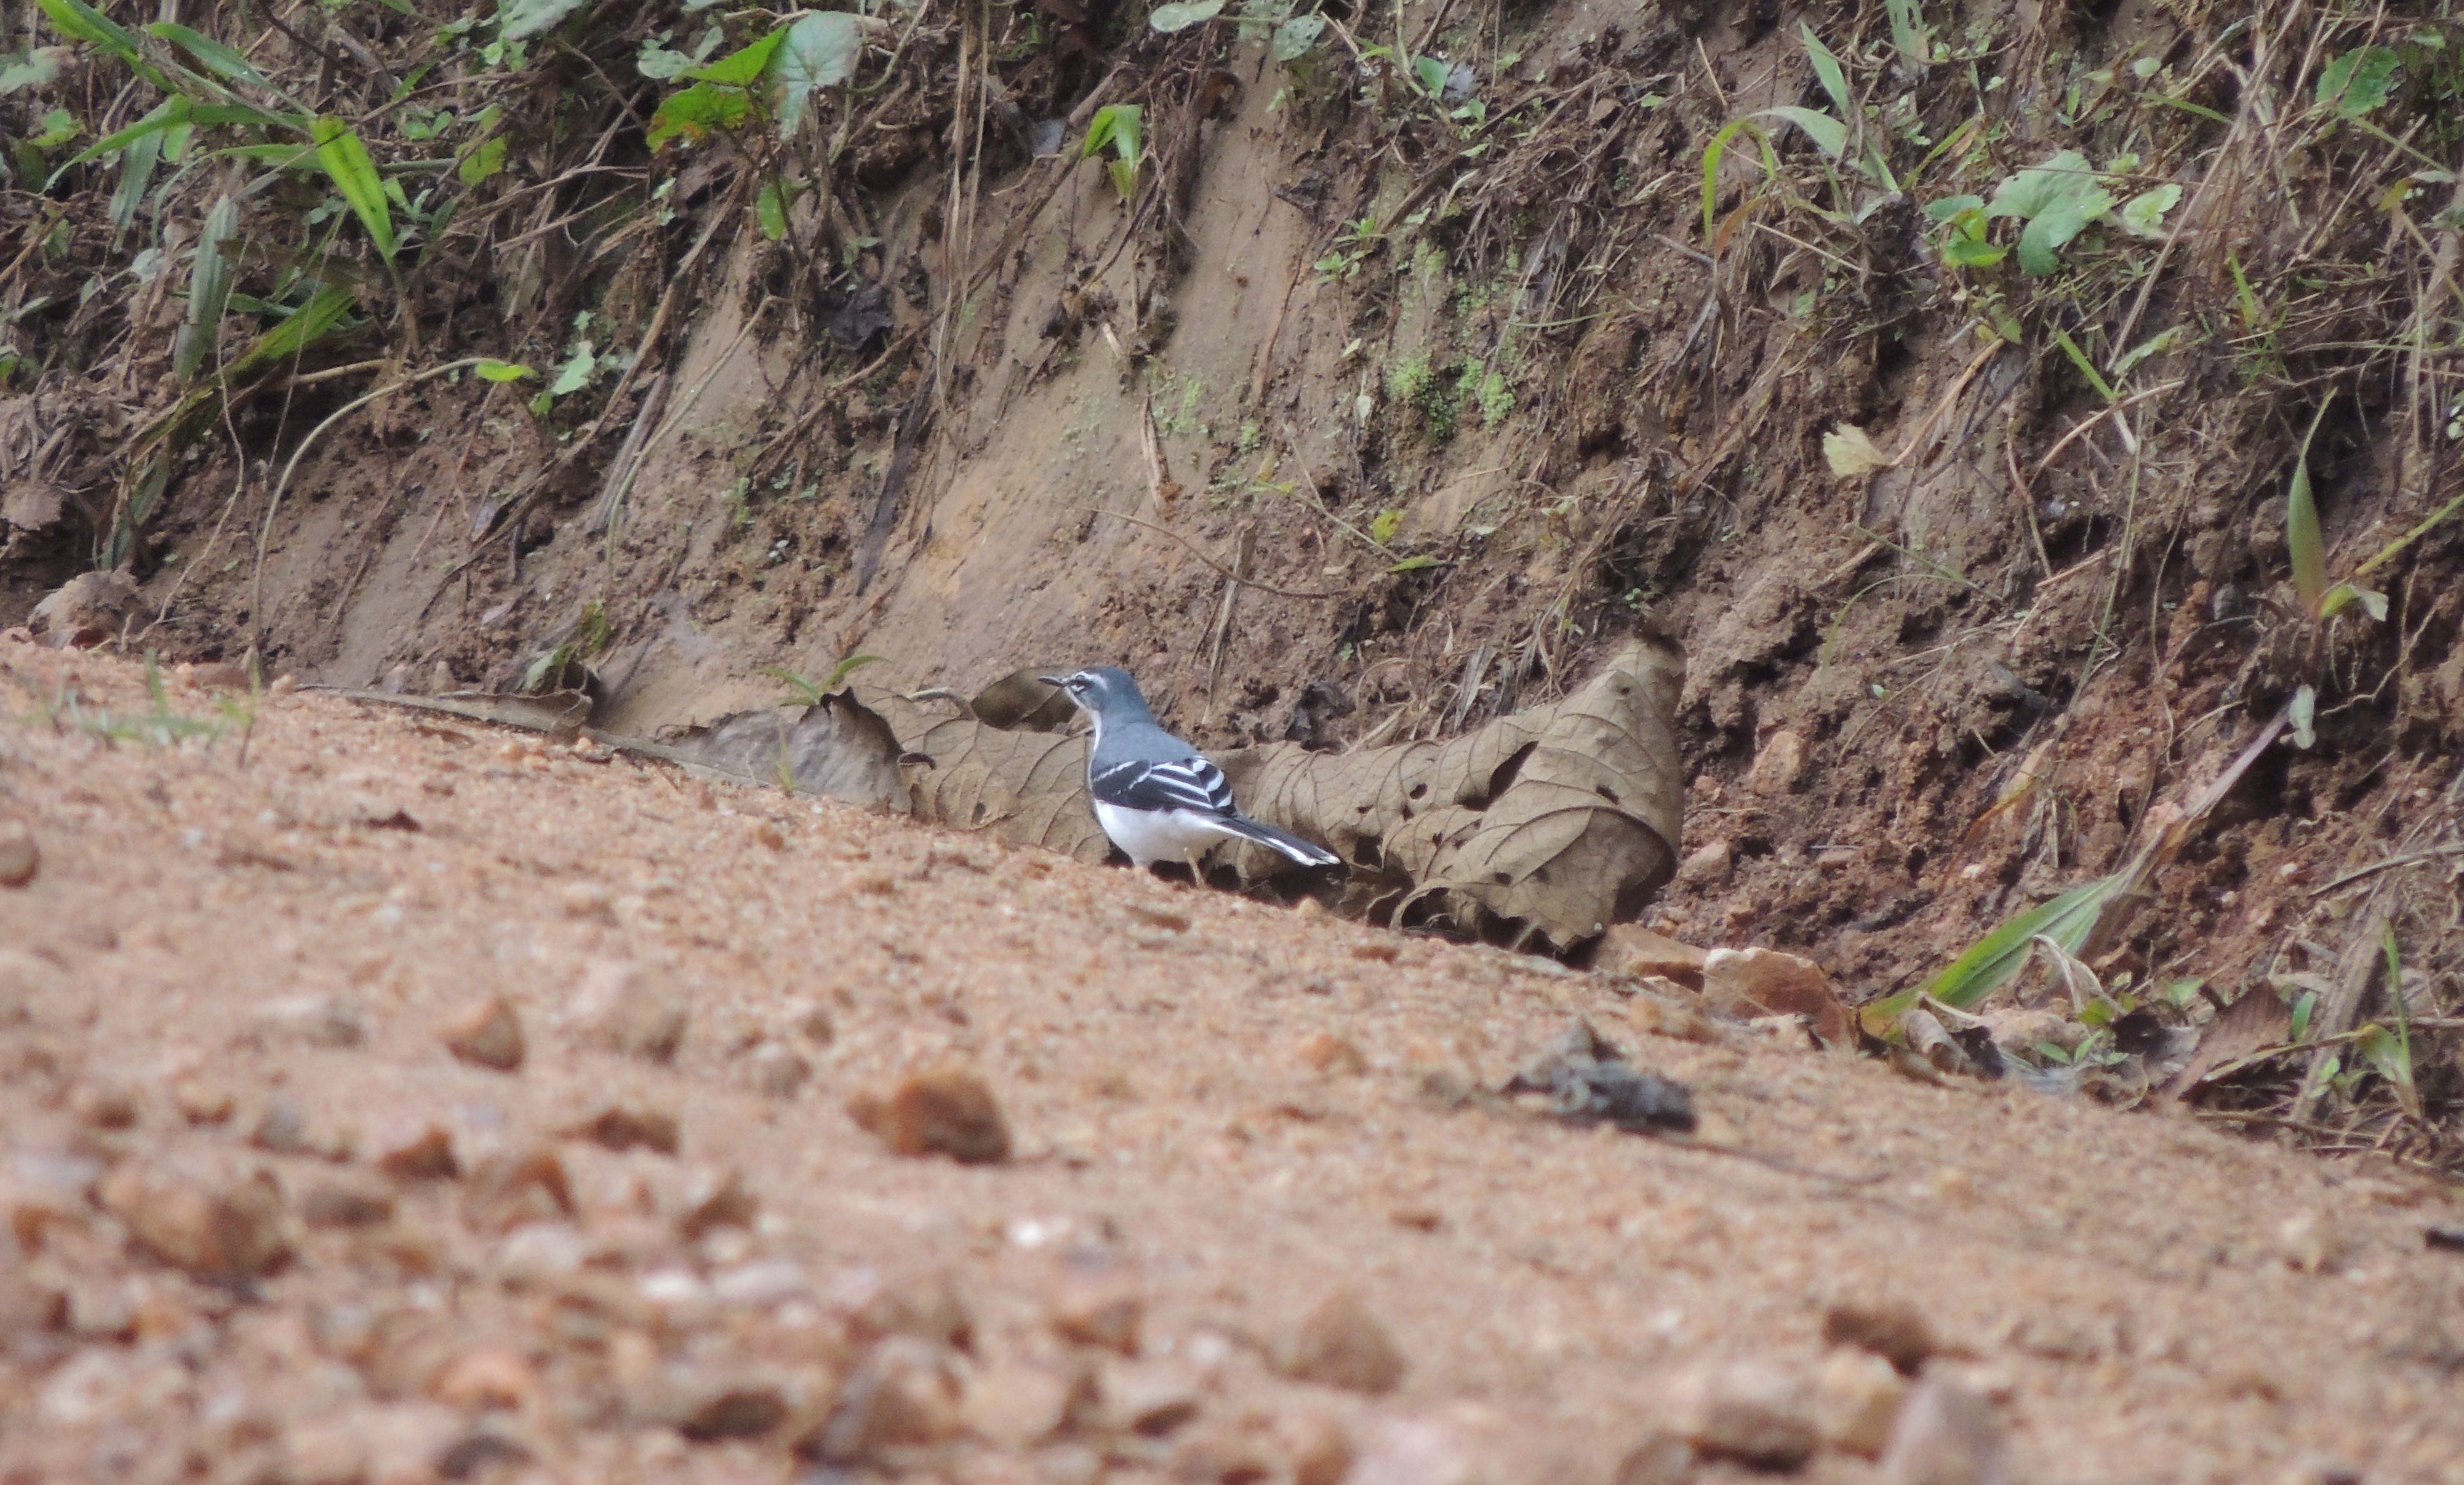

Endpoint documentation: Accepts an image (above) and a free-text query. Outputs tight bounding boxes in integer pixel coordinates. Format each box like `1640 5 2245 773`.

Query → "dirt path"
3 643 2460 1485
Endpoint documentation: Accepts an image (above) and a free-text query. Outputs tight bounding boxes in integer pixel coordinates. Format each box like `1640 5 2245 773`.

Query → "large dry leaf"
879 637 1685 951
667 697 907 809
869 692 1111 861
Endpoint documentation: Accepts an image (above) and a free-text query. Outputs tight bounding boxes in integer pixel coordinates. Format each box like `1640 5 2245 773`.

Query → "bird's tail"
1215 813 1342 868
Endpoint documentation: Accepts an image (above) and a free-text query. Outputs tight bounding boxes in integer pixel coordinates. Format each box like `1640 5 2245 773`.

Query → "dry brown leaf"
1822 423 1894 478
967 668 1078 731
871 694 1111 862
669 697 907 809
879 638 1684 952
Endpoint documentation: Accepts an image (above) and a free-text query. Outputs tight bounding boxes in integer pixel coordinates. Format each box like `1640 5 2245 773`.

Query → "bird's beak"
1037 674 1068 687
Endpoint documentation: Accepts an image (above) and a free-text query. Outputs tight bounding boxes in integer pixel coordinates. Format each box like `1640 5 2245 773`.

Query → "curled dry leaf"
669 696 907 809
871 695 1113 863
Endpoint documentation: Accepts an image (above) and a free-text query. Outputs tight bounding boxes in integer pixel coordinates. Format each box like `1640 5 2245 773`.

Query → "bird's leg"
1181 846 1211 889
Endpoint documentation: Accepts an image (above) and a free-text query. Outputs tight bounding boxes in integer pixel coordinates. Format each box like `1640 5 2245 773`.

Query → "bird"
1041 666 1342 878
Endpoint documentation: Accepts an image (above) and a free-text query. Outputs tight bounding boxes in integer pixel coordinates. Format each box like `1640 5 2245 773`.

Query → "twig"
2311 842 2464 896
1086 507 1350 599
248 357 502 651
2028 380 2185 479
583 370 670 537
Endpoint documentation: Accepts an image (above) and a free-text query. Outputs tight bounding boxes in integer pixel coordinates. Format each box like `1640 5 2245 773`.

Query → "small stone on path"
1274 1290 1406 1394
440 995 526 1071
849 1067 1012 1164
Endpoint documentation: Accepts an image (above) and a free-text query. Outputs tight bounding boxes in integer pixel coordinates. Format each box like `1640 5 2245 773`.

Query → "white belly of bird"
1093 801 1238 867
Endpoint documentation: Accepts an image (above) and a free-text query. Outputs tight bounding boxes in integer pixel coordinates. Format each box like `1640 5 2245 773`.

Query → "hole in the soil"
1907 846 1927 875
1734 836 1775 860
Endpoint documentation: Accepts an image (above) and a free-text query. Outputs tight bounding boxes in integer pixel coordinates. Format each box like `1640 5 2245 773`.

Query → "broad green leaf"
475 358 533 382
49 96 188 185
690 27 785 87
1411 54 1450 98
1986 150 2096 220
108 127 163 240
497 0 593 43
174 193 238 382
637 41 696 79
756 177 800 240
38 0 154 77
1272 14 1325 61
1869 872 2129 1030
1941 230 2006 267
313 117 395 262
775 11 862 131
1884 0 1930 68
1082 103 1142 164
1149 0 1226 33
2286 398 2331 613
2316 582 2386 622
458 135 507 185
1759 105 1846 160
2015 188 2111 274
1368 508 1403 544
1388 554 1442 573
146 21 265 85
2352 1023 2420 1117
2117 182 2181 237
230 284 359 375
1801 24 1852 119
1 46 68 94
647 82 750 148
2316 46 2400 119
549 339 597 395
31 106 79 147
1923 193 1985 222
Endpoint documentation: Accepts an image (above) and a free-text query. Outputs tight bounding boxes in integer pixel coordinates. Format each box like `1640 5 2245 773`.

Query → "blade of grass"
1862 871 2132 1033
2285 395 2333 615
312 117 396 263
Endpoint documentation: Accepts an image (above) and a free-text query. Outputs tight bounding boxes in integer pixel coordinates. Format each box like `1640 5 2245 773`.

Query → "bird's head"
1038 666 1148 718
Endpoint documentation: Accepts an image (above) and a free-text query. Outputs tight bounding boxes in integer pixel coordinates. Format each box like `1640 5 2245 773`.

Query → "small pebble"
1099 1360 1204 1436
849 1067 1012 1164
374 1123 460 1181
960 1362 1086 1447
0 819 38 888
565 1102 680 1155
1823 1299 1941 1375
440 995 527 1072
1274 1290 1406 1394
569 960 688 1063
744 1041 814 1098
299 1177 396 1229
1296 1031 1368 1075
1879 1379 2009 1485
99 1163 291 1280
1675 1362 1818 1471
1814 1348 1909 1457
809 1338 962 1459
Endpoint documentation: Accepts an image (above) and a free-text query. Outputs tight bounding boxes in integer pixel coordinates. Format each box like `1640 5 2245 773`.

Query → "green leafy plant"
1149 1 1226 33
1081 103 1143 201
1862 870 2131 1034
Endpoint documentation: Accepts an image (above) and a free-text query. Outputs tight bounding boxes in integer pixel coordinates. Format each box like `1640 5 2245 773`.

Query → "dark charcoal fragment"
1502 1018 1696 1135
